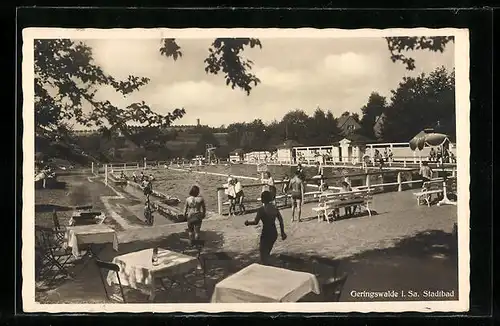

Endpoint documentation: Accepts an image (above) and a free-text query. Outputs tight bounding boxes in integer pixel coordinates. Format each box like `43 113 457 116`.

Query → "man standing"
288 170 305 222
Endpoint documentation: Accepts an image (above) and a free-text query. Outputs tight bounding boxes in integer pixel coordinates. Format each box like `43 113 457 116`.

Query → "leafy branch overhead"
386 36 454 70
159 38 262 95
34 39 185 139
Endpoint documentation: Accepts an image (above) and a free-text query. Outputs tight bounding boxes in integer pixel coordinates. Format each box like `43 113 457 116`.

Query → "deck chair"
310 255 340 279
36 225 74 283
95 259 126 303
321 273 348 302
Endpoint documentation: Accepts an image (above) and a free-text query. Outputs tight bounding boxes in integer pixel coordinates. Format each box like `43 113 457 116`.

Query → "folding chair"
95 259 126 303
51 211 67 245
36 225 75 283
320 273 348 302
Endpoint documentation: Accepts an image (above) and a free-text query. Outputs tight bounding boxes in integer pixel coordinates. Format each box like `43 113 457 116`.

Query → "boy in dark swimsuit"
245 191 287 265
288 170 305 222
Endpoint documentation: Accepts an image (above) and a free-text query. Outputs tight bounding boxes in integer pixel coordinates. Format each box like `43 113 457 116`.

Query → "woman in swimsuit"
244 191 287 265
184 185 206 241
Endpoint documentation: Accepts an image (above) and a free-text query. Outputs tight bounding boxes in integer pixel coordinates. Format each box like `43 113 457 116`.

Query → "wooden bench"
413 179 444 207
312 190 373 223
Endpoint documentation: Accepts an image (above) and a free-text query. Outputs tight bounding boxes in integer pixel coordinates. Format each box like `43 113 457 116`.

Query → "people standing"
234 178 246 215
261 171 276 202
244 191 287 265
184 185 207 241
296 163 306 181
281 174 290 206
289 170 305 222
429 148 436 162
226 178 237 217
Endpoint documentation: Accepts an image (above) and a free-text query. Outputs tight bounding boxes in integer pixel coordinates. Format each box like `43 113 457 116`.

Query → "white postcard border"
22 27 470 313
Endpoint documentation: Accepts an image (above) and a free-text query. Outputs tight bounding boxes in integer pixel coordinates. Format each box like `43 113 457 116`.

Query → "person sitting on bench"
335 181 354 218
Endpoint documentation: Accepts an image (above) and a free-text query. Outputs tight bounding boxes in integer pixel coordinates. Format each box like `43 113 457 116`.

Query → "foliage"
34 39 185 140
160 38 262 95
359 92 388 140
386 36 454 70
381 66 455 142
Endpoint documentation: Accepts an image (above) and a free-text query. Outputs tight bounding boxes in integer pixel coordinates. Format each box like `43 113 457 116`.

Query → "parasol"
409 128 450 151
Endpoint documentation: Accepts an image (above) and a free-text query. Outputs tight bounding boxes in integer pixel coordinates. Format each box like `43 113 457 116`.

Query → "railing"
213 168 456 215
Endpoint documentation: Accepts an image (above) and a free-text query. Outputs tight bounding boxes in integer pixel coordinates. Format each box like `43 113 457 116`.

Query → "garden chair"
51 210 67 245
95 259 127 303
35 225 74 283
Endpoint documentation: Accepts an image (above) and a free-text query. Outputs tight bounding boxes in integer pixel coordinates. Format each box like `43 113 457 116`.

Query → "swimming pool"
128 164 372 213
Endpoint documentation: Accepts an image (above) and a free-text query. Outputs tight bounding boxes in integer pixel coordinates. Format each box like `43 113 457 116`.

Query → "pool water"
128 164 370 213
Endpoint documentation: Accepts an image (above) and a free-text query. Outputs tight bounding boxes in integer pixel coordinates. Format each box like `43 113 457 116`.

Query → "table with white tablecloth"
211 263 320 303
64 224 119 258
106 248 200 300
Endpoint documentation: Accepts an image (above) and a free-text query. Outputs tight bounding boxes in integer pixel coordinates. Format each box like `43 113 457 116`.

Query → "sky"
78 37 454 128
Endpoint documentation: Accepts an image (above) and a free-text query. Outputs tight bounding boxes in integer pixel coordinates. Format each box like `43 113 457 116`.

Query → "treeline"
215 66 456 152
45 66 455 163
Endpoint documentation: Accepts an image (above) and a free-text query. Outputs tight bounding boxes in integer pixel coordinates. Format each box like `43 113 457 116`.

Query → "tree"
359 92 388 139
281 109 311 143
35 37 263 147
386 36 454 70
381 66 455 142
34 39 185 140
160 38 262 95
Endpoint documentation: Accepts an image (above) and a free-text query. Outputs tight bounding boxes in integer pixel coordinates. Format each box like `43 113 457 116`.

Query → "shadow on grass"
35 204 74 213
35 229 458 304
35 181 67 190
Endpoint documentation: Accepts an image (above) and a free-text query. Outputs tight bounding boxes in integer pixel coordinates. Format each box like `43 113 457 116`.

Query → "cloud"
254 66 307 91
71 37 455 128
321 52 384 78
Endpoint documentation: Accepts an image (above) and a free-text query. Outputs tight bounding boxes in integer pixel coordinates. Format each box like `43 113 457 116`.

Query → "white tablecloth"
211 263 320 303
64 224 119 258
106 248 199 299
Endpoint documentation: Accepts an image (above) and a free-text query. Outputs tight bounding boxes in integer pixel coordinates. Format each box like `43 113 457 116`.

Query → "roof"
276 139 303 149
336 116 350 128
332 133 376 145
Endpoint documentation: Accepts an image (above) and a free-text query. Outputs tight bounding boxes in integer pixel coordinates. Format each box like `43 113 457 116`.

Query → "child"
244 191 287 265
234 178 246 215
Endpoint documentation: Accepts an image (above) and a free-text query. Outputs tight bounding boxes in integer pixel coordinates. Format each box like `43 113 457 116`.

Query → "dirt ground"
33 173 459 304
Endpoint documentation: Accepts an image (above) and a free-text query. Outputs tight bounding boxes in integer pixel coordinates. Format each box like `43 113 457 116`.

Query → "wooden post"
144 157 147 170
397 172 402 192
403 160 407 168
452 168 456 178
217 189 223 216
365 174 371 189
91 162 94 174
104 164 108 186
